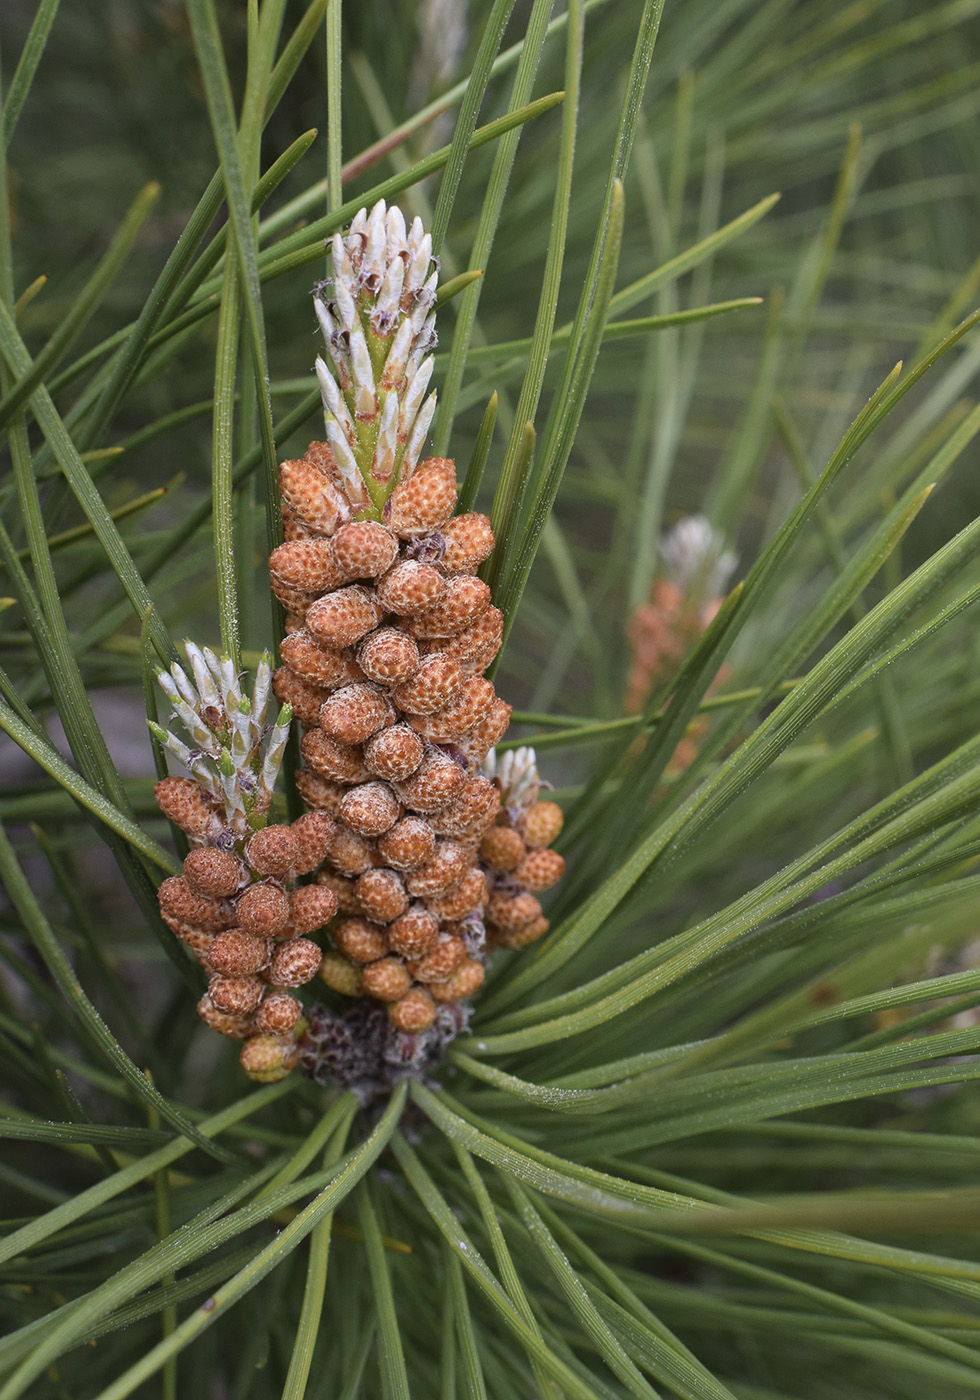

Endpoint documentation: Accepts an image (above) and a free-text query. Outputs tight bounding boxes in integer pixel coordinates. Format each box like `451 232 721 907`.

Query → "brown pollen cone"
154 804 342 1079
152 204 568 1095
273 447 532 1041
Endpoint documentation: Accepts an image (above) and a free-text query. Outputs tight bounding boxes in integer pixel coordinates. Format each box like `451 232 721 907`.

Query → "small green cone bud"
240 1033 297 1083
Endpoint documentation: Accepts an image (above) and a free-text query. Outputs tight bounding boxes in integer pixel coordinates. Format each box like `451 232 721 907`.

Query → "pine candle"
153 202 565 1091
150 647 337 1082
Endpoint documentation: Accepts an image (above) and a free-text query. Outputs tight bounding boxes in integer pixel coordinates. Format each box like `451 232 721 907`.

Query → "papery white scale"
315 359 356 446
324 419 369 508
401 359 434 438
373 257 405 335
348 324 377 418
250 656 272 731
166 660 201 713
405 219 432 298
157 677 214 753
381 319 414 390
230 696 253 769
374 392 400 482
406 397 436 474
186 643 221 709
348 206 368 241
361 208 388 291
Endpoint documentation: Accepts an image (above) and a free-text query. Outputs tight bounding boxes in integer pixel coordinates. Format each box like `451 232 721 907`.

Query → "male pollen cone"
154 202 565 1092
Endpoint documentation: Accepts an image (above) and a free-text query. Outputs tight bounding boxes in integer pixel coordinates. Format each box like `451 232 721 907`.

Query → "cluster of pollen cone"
152 201 564 1091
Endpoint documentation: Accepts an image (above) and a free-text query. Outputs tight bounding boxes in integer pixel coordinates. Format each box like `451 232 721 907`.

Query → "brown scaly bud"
240 1033 300 1083
279 455 350 534
281 505 316 542
319 682 396 745
209 973 265 1016
518 800 564 848
357 629 421 686
515 848 566 892
430 804 497 846
306 585 383 650
266 938 323 988
302 729 372 784
287 884 340 936
340 780 400 837
456 699 512 767
479 825 526 871
153 777 221 841
363 723 425 781
355 867 408 922
393 653 464 716
182 847 246 898
441 513 495 574
493 915 550 950
208 930 272 977
429 959 485 1001
158 877 232 932
335 917 390 964
270 576 320 615
388 904 440 957
385 458 457 535
411 576 491 640
235 883 291 938
376 560 445 615
377 816 437 871
426 867 487 921
330 521 399 581
319 949 362 996
316 870 363 915
294 769 346 816
439 515 492 574
290 810 338 873
409 678 496 745
408 935 467 984
272 667 332 727
405 841 470 898
487 890 543 933
431 778 501 840
387 985 437 1031
327 825 377 875
434 606 503 668
164 917 214 963
461 641 501 676
269 538 344 594
360 956 412 1001
279 630 364 689
429 776 501 841
197 993 255 1040
245 825 301 879
394 748 465 813
253 991 303 1034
